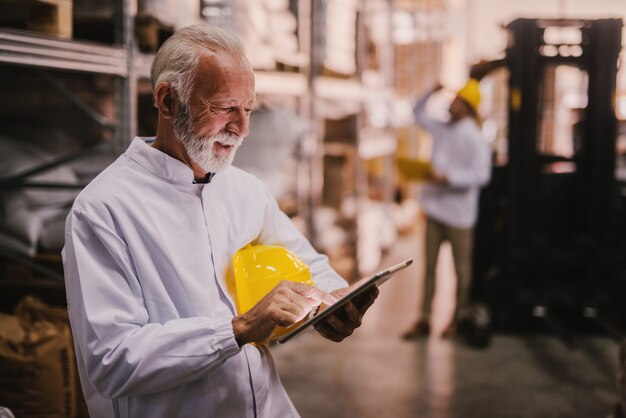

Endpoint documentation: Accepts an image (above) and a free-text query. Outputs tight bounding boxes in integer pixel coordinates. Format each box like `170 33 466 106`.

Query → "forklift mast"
473 18 626 330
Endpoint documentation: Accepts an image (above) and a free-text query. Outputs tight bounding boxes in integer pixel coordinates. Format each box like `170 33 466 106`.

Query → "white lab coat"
62 138 347 418
413 93 492 229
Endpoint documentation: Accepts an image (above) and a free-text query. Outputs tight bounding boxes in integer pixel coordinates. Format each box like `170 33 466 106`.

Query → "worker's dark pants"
421 217 473 323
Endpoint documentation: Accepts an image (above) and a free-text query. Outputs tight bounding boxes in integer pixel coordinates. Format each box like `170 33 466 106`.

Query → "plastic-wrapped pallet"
138 0 203 29
0 134 80 256
73 0 201 28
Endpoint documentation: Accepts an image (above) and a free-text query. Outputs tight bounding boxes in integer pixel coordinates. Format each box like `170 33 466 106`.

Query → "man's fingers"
310 288 338 306
331 287 351 299
324 302 361 332
341 302 362 328
292 283 337 306
354 287 379 315
314 321 348 342
270 282 336 324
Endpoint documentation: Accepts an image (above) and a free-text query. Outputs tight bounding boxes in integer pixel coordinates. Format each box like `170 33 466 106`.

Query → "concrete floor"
271 227 621 418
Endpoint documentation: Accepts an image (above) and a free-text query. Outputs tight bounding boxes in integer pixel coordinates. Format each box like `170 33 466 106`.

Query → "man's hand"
313 282 380 342
232 281 336 346
469 58 505 80
429 168 448 184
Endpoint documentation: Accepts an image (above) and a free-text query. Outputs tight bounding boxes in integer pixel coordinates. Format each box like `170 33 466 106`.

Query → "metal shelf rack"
0 28 127 76
0 0 136 281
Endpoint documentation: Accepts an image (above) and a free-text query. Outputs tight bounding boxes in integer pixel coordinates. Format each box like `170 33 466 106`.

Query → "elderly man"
63 25 377 418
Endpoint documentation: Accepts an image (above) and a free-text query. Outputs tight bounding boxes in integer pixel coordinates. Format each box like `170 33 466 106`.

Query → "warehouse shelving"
0 0 137 285
303 0 400 279
0 0 403 284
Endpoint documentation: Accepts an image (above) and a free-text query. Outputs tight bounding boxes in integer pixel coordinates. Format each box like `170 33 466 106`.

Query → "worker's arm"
413 83 445 133
63 208 242 399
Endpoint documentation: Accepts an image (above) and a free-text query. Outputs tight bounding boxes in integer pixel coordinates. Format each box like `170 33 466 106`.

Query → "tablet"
276 258 413 344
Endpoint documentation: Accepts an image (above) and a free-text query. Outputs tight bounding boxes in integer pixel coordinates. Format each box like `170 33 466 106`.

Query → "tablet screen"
276 258 413 344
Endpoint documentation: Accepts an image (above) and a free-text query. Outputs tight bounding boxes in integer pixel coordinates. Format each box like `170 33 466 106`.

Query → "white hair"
150 24 245 105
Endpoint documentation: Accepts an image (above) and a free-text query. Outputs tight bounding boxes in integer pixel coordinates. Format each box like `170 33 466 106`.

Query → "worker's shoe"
402 320 430 340
441 321 458 339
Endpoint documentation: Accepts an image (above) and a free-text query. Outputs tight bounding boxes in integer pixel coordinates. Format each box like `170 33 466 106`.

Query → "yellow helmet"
457 78 481 112
232 244 314 340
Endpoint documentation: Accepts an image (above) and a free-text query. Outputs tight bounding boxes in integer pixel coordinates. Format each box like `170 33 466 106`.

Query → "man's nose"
226 108 249 138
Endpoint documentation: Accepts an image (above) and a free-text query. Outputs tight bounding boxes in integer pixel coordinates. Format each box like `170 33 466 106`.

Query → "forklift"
471 18 626 341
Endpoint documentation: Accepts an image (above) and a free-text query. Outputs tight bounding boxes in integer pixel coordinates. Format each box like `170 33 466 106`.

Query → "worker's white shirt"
62 137 347 418
413 93 492 229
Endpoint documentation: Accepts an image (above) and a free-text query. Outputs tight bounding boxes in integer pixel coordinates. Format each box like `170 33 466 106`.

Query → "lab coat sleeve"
256 184 348 292
63 207 241 398
413 92 444 133
445 133 492 189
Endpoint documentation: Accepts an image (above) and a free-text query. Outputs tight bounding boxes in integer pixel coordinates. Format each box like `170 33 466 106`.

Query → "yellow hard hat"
457 78 481 112
232 244 314 340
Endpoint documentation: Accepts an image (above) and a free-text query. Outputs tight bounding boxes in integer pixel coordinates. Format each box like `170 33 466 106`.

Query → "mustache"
210 132 242 146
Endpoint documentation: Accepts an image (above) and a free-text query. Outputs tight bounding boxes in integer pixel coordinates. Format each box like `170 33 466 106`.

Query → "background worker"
403 79 492 339
63 24 378 418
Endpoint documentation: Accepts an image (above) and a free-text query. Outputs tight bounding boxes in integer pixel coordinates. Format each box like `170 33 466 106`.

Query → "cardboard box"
27 0 73 39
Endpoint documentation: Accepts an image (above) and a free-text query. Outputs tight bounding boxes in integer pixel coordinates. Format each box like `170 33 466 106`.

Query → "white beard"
173 104 243 173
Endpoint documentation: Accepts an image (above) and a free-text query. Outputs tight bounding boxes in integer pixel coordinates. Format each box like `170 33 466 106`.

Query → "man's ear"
154 82 178 119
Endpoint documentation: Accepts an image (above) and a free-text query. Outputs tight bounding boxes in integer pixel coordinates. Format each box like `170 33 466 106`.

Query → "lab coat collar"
126 137 196 184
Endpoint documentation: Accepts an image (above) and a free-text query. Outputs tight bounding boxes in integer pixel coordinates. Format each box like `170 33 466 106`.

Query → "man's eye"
213 106 250 115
